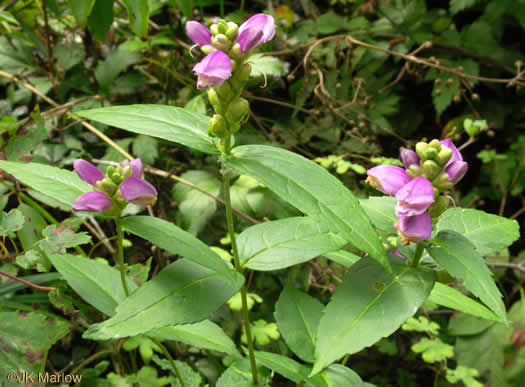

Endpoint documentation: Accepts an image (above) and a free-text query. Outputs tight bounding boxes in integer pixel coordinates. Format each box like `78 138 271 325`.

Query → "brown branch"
0 271 56 291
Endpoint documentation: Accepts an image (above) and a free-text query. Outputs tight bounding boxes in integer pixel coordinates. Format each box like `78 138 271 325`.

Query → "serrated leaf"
436 208 520 257
48 253 138 316
412 337 454 363
172 170 221 235
0 161 91 208
40 224 91 255
274 286 324 363
242 320 280 346
120 215 235 280
83 259 244 340
446 366 483 387
249 54 283 77
237 217 347 271
402 316 440 335
147 320 241 358
0 208 24 237
74 105 218 154
224 145 388 272
428 282 500 322
312 258 435 375
428 230 506 321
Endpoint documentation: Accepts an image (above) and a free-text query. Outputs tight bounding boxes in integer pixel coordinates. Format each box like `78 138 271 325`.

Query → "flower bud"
422 147 438 160
428 195 449 218
433 172 453 191
229 43 243 59
215 81 234 102
400 148 420 169
445 161 468 183
212 33 231 51
121 166 133 179
238 63 252 82
437 146 452 166
111 170 124 185
200 45 216 54
428 139 442 151
208 114 228 137
225 22 239 40
406 164 423 178
415 142 428 159
422 160 440 180
207 87 223 114
217 20 228 34
225 97 249 123
210 24 219 35
96 178 118 196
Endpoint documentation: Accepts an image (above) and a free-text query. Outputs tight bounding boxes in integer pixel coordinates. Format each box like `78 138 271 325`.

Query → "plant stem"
151 338 186 387
411 243 425 267
115 218 129 297
71 349 114 374
222 138 259 386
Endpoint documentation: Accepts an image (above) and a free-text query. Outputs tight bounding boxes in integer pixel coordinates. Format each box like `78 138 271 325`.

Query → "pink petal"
120 177 158 206
73 159 105 186
366 165 411 196
186 21 212 46
237 28 264 53
395 176 435 216
395 213 433 245
445 160 468 183
238 14 275 46
440 139 463 167
193 51 232 89
121 159 143 178
400 148 420 169
72 191 112 212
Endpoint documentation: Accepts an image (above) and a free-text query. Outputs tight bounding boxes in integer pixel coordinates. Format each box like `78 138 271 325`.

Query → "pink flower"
186 21 212 46
193 51 232 89
395 177 435 216
73 159 105 186
395 213 433 245
120 159 143 178
366 165 411 196
440 139 468 183
237 14 275 53
120 177 158 206
73 191 112 212
400 148 420 169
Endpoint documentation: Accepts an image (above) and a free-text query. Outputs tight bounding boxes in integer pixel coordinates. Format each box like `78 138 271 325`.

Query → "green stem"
151 339 186 387
115 218 129 297
222 138 259 386
411 243 425 267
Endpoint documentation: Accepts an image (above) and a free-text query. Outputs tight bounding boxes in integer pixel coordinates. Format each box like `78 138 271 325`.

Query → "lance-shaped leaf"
323 250 361 268
274 286 324 363
428 230 506 321
120 216 235 281
312 258 435 375
147 320 240 358
74 105 218 154
436 208 520 257
428 282 501 322
237 217 347 271
223 145 388 272
48 253 138 317
0 161 90 208
359 196 397 234
83 259 244 340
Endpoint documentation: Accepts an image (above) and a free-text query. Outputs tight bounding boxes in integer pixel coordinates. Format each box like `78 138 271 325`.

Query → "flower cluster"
72 159 157 214
186 14 275 89
366 139 468 245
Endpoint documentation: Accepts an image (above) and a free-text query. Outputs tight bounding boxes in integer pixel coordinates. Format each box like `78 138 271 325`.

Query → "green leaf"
173 0 193 19
248 54 283 77
323 250 361 268
411 337 454 363
16 203 46 250
122 0 149 37
74 105 218 154
428 230 506 321
312 258 435 375
450 0 478 15
147 320 241 358
428 282 501 322
224 145 388 272
48 253 138 316
274 286 324 363
446 366 483 387
359 196 397 234
323 364 367 386
132 134 159 165
40 224 91 255
0 208 24 237
448 314 495 336
0 161 91 208
152 356 202 386
94 48 141 89
216 358 271 387
227 292 262 311
83 259 244 340
87 0 114 41
237 217 347 271
172 170 221 236
402 316 440 335
69 0 96 26
120 215 235 280
436 208 520 257
242 320 280 346
0 312 70 377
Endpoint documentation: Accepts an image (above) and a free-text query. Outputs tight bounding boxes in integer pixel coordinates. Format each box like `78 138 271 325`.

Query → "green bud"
208 114 228 137
106 166 115 177
225 22 238 40
229 122 241 134
210 24 219 35
111 171 123 184
428 139 442 151
428 196 449 218
423 147 438 160
422 160 440 180
122 165 133 179
212 34 231 51
207 88 223 114
406 164 422 178
437 146 452 166
226 97 249 124
97 178 118 196
200 45 216 54
238 63 252 82
415 142 428 159
229 43 243 59
217 20 228 34
216 81 233 101
432 172 453 191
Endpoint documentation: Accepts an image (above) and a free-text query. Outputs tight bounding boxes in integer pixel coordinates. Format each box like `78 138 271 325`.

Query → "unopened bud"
406 164 423 178
428 139 442 151
106 166 115 177
97 178 118 196
122 166 133 179
238 63 252 82
207 88 223 114
422 160 440 180
216 81 233 101
200 45 216 54
212 34 231 51
208 114 228 137
433 172 453 191
423 147 438 160
210 24 219 35
225 22 238 40
428 196 449 218
225 97 249 123
437 146 452 165
111 171 123 184
415 142 428 159
217 20 228 34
